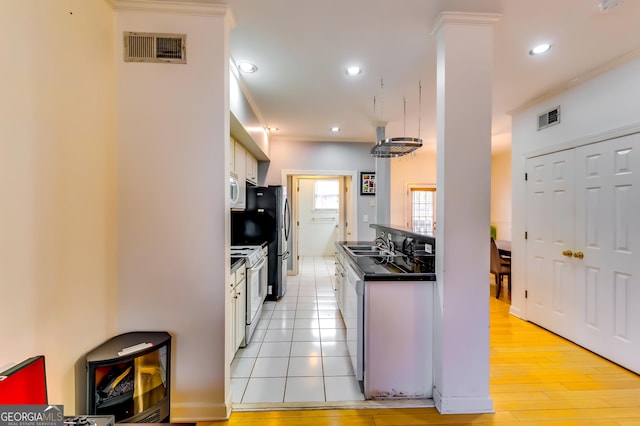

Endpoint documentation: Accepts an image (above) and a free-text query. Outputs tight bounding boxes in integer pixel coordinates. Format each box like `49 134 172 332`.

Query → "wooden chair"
490 238 511 299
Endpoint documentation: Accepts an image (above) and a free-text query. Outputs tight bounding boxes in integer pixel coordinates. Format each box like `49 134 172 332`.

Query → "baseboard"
433 388 494 414
170 401 231 422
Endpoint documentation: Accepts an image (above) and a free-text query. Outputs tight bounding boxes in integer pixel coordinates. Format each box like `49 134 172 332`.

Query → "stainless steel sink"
344 244 395 257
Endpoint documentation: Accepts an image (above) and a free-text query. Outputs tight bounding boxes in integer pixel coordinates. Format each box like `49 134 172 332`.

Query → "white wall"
389 143 513 241
116 3 232 420
265 140 377 241
390 145 437 226
491 148 512 241
510 57 640 318
0 0 117 412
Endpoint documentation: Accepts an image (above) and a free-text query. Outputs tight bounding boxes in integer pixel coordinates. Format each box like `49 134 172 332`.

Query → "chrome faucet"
375 233 395 255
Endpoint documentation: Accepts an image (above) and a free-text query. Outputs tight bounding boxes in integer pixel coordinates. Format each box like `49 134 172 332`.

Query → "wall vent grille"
537 106 560 130
124 32 186 64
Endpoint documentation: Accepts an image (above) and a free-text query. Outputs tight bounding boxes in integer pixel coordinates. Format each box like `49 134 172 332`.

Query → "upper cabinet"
246 152 258 185
231 137 247 210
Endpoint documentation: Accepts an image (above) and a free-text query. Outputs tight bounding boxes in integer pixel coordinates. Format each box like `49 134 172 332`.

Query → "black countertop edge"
231 257 246 274
370 224 436 245
336 241 436 282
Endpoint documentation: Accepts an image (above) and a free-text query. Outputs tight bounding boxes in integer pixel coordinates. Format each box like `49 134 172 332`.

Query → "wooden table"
495 239 511 258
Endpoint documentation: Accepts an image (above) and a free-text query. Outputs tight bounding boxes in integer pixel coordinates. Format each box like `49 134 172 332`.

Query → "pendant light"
370 81 423 158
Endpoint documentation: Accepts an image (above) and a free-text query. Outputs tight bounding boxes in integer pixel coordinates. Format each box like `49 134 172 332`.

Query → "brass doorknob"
573 251 584 259
562 250 573 257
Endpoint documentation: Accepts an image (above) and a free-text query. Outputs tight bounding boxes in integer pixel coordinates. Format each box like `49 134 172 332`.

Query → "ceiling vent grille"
124 32 186 64
537 106 560 130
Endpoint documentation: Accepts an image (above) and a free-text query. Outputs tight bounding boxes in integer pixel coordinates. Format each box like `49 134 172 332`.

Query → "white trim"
116 0 235 25
405 183 436 230
524 122 640 160
171 401 231 421
431 12 501 34
433 388 494 414
282 169 359 242
510 48 640 116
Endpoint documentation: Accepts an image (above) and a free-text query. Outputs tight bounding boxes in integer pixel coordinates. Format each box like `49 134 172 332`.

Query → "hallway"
230 256 364 405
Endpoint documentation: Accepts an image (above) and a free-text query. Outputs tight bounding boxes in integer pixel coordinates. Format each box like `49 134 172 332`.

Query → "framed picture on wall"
360 172 376 195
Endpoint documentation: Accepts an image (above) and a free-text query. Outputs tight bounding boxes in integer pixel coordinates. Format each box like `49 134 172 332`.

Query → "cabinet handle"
562 250 573 257
573 251 584 259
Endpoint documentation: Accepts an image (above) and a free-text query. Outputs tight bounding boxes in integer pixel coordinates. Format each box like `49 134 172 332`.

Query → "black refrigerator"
231 185 291 300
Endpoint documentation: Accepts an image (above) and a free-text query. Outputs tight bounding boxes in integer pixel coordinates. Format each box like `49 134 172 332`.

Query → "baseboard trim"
433 388 494 414
170 401 231 422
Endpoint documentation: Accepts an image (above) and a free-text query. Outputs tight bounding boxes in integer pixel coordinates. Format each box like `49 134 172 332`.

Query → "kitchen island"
335 225 436 401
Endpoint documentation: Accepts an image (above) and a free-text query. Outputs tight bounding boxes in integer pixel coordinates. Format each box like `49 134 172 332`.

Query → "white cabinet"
229 137 236 174
228 263 247 359
234 268 246 350
525 133 640 374
231 140 247 210
246 152 258 185
334 251 346 312
364 280 433 399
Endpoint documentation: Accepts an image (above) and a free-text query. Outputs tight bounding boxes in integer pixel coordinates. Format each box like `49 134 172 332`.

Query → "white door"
526 133 640 373
573 134 640 372
525 149 576 337
338 176 354 243
298 178 339 256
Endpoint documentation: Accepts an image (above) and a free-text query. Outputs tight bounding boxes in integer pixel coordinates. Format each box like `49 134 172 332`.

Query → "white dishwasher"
344 262 364 388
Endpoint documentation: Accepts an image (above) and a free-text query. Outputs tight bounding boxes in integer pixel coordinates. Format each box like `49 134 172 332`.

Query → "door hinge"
525 231 528 240
297 186 300 192
525 172 528 181
525 290 528 299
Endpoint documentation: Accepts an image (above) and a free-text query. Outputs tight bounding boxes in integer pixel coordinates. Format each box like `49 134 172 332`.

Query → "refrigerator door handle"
284 197 291 242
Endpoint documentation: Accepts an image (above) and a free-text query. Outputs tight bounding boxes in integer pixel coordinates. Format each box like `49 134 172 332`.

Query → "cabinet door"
228 273 236 361
233 142 247 209
573 134 640 372
525 149 576 337
235 278 247 349
229 137 236 174
246 153 258 184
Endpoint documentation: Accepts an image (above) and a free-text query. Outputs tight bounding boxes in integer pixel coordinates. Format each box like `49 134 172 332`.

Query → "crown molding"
509 48 640 116
431 12 501 35
115 0 235 25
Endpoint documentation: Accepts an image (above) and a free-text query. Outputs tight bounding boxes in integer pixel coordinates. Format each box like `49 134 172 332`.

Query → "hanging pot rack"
370 81 423 158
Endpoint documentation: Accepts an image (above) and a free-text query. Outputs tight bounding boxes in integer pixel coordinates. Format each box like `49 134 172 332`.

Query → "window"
314 179 339 210
410 187 435 233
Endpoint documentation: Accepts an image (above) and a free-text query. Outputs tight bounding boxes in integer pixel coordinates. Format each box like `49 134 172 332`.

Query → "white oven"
230 245 268 346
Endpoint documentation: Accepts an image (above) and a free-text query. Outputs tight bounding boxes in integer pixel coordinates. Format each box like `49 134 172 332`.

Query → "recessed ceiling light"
331 127 341 132
237 62 258 73
529 43 552 56
346 66 362 76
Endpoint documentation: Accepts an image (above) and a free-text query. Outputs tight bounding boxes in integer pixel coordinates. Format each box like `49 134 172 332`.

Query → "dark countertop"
231 256 245 274
336 241 436 282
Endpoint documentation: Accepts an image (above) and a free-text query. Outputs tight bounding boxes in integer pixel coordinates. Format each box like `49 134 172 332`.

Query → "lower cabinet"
228 264 247 360
336 247 434 400
334 252 346 312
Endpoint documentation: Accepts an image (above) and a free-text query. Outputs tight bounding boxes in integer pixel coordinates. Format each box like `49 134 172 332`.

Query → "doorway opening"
285 170 357 276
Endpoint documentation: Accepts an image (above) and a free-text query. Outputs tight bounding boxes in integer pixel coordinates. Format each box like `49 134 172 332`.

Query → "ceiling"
219 0 640 152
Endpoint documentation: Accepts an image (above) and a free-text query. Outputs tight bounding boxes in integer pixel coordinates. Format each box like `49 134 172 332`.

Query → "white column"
432 12 499 414
374 125 391 225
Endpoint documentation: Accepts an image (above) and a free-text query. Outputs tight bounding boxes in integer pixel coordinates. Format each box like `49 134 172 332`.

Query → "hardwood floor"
206 288 640 425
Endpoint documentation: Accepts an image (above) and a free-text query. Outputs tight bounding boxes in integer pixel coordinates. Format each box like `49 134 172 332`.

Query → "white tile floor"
230 256 365 404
